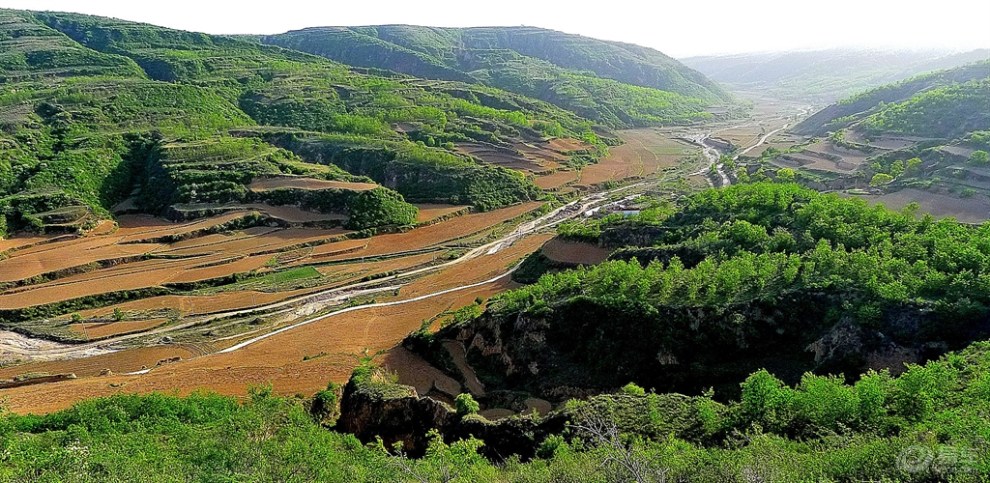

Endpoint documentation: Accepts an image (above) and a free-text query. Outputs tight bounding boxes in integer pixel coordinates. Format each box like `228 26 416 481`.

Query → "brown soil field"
248 176 378 192
241 204 347 223
845 132 921 151
577 129 691 187
0 345 199 380
718 127 762 149
0 226 343 309
307 202 542 261
774 151 861 174
0 234 544 414
161 228 346 258
117 212 254 243
456 143 545 172
78 288 319 318
541 238 611 265
315 251 440 279
534 170 579 190
157 228 280 255
398 234 547 299
857 188 990 224
164 254 272 284
69 319 168 340
0 234 57 253
414 204 470 224
0 241 165 283
549 138 592 152
515 142 568 164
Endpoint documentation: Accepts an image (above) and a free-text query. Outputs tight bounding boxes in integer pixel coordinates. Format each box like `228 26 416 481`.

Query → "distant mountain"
794 60 990 137
682 49 990 102
263 26 732 128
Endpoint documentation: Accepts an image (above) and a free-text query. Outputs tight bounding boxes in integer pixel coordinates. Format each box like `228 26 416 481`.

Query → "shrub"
454 393 480 416
870 173 894 186
621 382 646 396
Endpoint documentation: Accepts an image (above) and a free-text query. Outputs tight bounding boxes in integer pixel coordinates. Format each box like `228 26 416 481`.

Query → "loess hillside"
263 25 731 128
5 9 707 237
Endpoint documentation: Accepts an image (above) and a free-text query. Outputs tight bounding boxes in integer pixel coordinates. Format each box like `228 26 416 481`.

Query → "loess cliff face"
424 292 990 402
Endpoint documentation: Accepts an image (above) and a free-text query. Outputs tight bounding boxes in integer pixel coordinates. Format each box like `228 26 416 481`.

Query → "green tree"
621 382 646 396
454 393 480 416
870 173 894 187
776 168 796 182
969 150 989 166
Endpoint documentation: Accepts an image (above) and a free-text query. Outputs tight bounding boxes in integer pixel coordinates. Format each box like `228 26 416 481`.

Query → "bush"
454 393 480 416
870 173 894 186
969 150 989 166
621 382 646 396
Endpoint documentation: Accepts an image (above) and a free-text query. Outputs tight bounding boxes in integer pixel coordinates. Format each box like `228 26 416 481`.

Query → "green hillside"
794 60 990 136
263 25 729 128
859 79 990 138
4 10 668 236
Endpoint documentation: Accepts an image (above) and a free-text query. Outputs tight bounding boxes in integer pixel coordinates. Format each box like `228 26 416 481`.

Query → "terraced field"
577 129 696 187
0 128 673 414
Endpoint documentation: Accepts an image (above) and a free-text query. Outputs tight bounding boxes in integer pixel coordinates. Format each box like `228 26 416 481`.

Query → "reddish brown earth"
577 129 689 187
414 204 471 224
0 234 547 414
541 237 611 265
248 176 378 192
69 319 169 340
534 170 579 190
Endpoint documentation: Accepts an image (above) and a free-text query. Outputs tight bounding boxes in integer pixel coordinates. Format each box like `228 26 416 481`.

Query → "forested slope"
263 25 730 128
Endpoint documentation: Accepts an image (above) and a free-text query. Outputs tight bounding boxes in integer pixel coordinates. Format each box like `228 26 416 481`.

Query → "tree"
112 307 125 321
776 168 796 182
621 382 646 396
454 393 479 416
870 173 894 187
969 150 989 166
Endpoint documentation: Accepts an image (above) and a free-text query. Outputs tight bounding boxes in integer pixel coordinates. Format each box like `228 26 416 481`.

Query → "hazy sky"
1 0 988 57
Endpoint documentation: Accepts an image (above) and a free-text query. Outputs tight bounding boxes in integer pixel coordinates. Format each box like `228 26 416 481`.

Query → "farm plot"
78 287 320 319
0 239 164 283
576 129 692 187
0 224 354 310
0 234 57 253
548 138 592 152
248 176 378 192
0 234 549 414
69 319 169 340
774 150 862 174
858 188 990 223
541 238 611 265
315 251 440 280
0 345 200 380
534 170 579 190
305 202 542 261
116 212 255 243
456 142 547 172
414 204 471 224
